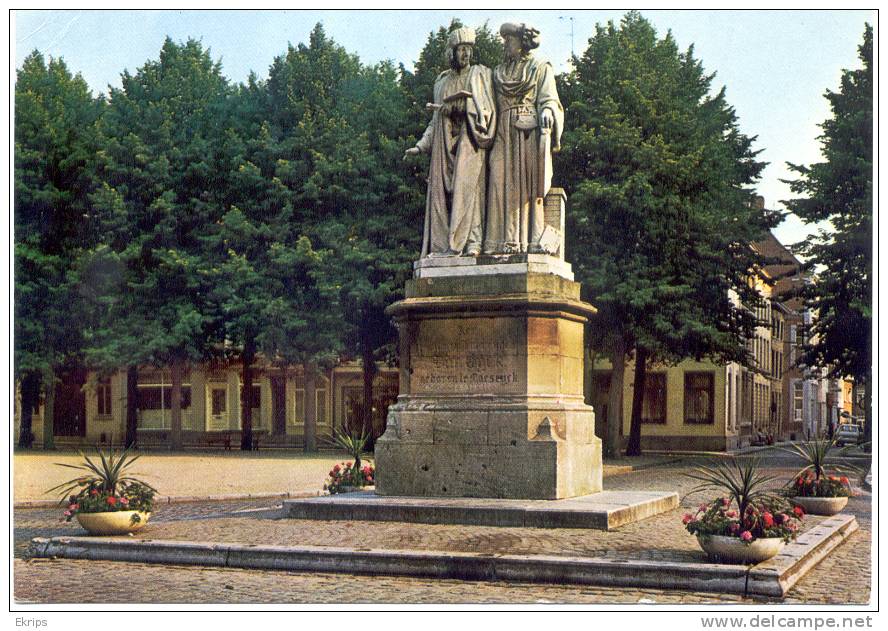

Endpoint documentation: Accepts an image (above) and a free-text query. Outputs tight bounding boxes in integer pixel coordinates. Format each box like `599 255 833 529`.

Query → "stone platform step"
282 490 679 530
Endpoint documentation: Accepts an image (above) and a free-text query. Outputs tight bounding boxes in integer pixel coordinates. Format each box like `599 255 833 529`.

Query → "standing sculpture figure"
405 27 497 257
484 23 564 254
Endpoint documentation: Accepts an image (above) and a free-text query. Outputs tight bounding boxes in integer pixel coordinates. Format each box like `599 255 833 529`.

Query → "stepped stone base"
283 490 679 530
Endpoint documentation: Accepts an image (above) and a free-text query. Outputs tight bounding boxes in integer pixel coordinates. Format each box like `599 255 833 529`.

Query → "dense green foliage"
783 25 872 435
557 13 775 455
14 51 103 447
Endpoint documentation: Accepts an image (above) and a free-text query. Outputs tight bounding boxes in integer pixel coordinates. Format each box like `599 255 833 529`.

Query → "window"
793 381 803 421
97 379 112 416
685 372 714 424
137 385 192 410
316 389 327 424
641 373 667 424
239 385 261 406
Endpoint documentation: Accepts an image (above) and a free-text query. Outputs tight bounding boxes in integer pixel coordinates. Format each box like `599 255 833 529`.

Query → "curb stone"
14 490 320 510
28 514 857 598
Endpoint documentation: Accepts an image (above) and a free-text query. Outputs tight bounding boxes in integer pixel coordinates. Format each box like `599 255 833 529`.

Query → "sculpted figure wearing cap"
484 23 564 254
405 27 497 257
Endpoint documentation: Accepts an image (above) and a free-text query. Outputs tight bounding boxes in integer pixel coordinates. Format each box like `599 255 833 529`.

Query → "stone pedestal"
375 258 602 499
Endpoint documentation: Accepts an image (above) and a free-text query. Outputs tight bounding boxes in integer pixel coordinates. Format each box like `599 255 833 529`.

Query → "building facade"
15 360 398 449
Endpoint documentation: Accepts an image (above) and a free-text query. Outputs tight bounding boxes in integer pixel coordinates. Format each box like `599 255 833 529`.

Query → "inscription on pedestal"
411 319 524 394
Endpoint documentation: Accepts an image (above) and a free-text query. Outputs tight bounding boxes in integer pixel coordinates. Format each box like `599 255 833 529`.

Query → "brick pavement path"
14 462 871 605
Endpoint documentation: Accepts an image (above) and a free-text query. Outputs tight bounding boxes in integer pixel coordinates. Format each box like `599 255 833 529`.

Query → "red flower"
740 531 753 542
793 506 805 518
762 512 774 527
725 510 737 518
721 498 730 507
682 513 694 524
106 496 117 506
90 489 99 496
333 464 341 473
69 503 78 510
840 476 849 485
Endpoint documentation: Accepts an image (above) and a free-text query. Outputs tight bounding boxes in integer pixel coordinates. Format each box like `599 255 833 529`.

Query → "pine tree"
84 38 233 448
558 12 774 456
14 51 103 448
783 24 873 439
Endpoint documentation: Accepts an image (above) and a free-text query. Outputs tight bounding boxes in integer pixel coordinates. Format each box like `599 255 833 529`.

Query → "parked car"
835 424 862 446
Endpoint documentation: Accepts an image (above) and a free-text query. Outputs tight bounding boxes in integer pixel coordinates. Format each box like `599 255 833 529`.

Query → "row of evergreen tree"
15 13 872 455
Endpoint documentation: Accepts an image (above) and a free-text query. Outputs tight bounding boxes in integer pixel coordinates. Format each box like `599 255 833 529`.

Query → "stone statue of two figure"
405 23 564 258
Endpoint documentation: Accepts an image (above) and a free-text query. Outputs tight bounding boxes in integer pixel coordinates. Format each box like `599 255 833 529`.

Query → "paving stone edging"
747 514 860 597
28 514 857 597
14 491 320 509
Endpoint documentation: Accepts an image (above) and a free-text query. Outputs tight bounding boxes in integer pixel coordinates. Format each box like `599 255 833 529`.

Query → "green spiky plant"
685 457 778 518
333 428 369 474
47 446 157 505
779 435 853 497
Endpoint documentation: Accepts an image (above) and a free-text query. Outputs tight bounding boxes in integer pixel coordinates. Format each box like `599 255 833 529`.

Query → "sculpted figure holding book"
405 27 496 257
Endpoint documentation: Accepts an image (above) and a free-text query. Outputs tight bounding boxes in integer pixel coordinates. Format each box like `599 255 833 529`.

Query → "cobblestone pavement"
14 460 872 605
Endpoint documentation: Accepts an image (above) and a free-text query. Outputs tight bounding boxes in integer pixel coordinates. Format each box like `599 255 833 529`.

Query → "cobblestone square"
13 455 872 605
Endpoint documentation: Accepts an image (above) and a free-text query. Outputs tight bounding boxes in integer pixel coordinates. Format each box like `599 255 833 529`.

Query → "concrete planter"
75 511 151 536
697 535 784 564
791 496 848 516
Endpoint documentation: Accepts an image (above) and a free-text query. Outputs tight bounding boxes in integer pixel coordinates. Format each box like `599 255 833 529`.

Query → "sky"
12 8 875 249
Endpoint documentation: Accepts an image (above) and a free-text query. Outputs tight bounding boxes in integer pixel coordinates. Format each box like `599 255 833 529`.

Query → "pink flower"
729 523 740 534
740 531 753 542
119 497 129 506
698 503 707 511
63 510 72 517
346 462 352 468
333 464 341 473
682 513 694 524
68 503 78 510
725 510 737 518
722 497 730 506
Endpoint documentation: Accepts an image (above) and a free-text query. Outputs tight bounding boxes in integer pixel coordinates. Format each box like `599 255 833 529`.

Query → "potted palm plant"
48 447 157 535
684 457 803 564
781 435 853 515
324 429 375 494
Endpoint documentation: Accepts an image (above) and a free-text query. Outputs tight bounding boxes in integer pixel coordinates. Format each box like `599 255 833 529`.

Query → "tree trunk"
625 346 648 457
240 337 256 451
42 370 56 450
125 365 139 448
361 343 378 443
169 360 183 450
303 361 318 453
606 338 626 459
18 371 40 448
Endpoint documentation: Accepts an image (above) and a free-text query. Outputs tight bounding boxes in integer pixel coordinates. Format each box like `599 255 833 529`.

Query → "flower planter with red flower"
49 447 157 536
789 472 852 515
324 461 376 495
781 437 854 515
684 498 803 565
